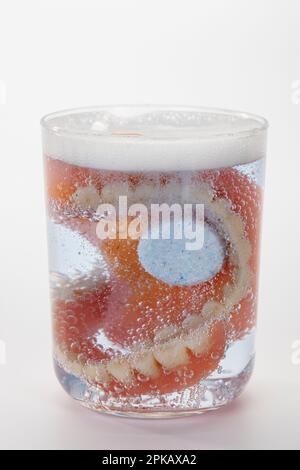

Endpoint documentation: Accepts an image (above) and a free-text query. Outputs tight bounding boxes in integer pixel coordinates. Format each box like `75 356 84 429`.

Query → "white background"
0 0 300 450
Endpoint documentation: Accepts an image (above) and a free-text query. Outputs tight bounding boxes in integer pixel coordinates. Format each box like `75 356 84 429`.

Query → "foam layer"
41 106 267 171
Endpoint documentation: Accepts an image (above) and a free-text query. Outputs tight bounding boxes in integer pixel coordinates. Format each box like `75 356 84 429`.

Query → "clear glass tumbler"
41 106 267 417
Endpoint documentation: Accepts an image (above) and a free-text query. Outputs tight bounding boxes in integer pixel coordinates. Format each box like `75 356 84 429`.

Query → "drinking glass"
41 106 267 417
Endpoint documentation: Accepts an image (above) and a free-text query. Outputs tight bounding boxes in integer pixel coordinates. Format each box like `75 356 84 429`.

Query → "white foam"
41 106 268 171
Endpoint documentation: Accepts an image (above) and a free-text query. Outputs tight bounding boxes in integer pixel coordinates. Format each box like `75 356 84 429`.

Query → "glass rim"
40 105 268 141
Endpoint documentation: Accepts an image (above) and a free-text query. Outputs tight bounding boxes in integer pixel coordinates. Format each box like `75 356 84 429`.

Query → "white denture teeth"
131 184 157 206
54 322 218 386
130 351 160 379
58 350 84 377
153 341 190 369
83 363 110 384
201 301 224 319
226 213 245 238
154 325 180 343
97 181 215 209
71 185 102 211
106 359 133 384
182 314 203 329
184 330 210 355
236 238 252 265
68 360 83 377
101 182 130 207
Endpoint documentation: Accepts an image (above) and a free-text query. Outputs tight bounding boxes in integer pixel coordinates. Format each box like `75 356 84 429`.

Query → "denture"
47 159 261 395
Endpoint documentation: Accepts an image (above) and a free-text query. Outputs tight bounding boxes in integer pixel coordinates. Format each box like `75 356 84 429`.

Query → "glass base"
54 342 254 419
